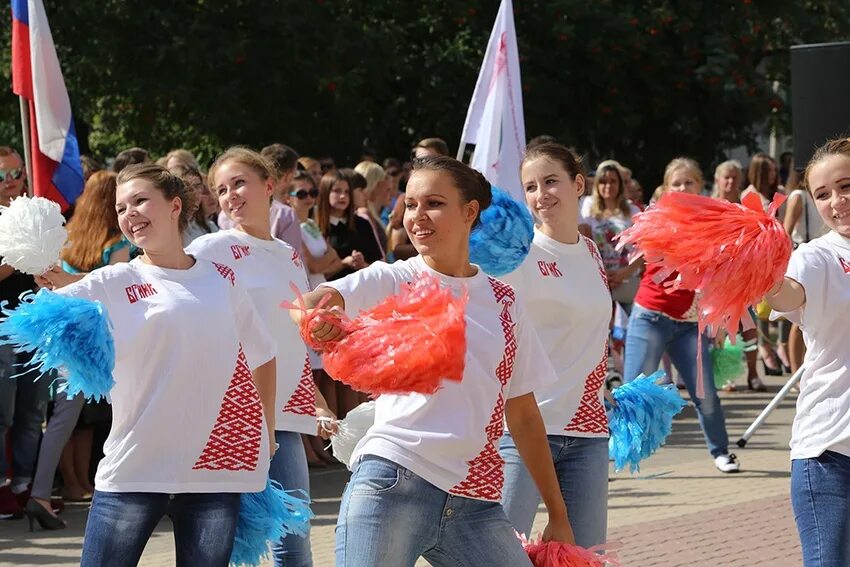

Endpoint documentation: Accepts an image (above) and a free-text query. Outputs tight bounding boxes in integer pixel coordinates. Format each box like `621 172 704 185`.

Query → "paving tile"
0 375 802 566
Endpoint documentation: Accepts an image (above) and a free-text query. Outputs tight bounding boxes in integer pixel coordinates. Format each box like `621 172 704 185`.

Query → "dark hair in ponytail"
412 156 492 227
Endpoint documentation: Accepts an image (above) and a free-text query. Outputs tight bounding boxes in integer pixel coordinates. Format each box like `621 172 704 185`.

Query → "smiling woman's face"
116 178 182 249
403 169 477 261
807 153 850 237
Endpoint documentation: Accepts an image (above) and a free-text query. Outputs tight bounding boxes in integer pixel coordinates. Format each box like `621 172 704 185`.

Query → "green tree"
1 0 848 185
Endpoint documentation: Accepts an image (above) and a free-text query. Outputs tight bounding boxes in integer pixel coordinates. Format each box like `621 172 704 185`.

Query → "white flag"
457 0 526 202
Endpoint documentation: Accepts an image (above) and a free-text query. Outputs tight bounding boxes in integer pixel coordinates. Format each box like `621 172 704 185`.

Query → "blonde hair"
711 159 742 200
590 162 631 219
298 157 319 171
207 146 275 189
596 159 623 175
165 148 200 170
354 162 386 196
354 161 387 227
663 157 704 191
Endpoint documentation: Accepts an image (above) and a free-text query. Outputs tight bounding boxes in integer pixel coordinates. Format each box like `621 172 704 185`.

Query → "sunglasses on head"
290 188 319 200
0 168 24 182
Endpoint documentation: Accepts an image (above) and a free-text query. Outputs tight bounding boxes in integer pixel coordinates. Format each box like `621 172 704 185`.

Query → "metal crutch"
736 366 805 448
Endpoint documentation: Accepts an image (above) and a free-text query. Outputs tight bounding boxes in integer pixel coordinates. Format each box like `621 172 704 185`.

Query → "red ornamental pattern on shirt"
564 340 609 434
193 345 263 471
561 237 611 434
291 249 303 269
282 354 317 416
212 262 236 286
582 236 609 288
450 277 516 501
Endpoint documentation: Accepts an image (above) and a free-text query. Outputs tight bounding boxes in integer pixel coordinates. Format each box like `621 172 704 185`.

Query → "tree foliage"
1 0 848 184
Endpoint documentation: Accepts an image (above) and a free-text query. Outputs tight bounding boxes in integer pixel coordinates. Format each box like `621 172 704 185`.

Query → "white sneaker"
715 453 740 473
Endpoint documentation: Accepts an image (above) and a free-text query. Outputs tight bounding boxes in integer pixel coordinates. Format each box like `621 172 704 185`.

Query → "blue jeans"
336 455 531 567
499 433 608 547
624 305 729 457
791 451 850 566
269 430 312 567
80 491 240 567
0 347 50 484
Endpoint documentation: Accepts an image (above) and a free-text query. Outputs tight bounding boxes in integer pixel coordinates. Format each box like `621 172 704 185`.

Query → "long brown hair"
61 171 123 272
316 170 354 235
748 153 779 200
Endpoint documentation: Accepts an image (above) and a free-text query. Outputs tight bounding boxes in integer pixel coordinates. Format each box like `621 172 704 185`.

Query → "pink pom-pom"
519 534 619 567
286 274 467 395
616 191 791 396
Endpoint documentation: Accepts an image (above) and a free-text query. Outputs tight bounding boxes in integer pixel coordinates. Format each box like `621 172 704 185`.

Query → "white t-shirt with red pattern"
771 230 850 460
501 231 612 438
58 258 276 493
188 229 317 435
323 255 557 502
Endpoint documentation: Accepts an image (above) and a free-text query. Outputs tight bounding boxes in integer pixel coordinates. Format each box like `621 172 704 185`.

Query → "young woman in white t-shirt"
764 138 850 566
497 143 612 547
295 155 574 566
186 147 337 567
289 169 344 466
783 175 829 378
37 164 277 567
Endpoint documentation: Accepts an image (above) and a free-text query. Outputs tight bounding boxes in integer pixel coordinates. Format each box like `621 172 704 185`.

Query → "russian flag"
11 0 83 211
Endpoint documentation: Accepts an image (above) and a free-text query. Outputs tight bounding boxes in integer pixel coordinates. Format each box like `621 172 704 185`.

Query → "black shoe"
24 499 66 531
763 365 783 376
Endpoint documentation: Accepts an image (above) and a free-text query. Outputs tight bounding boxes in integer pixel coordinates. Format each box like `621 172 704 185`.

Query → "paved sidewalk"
1 374 801 566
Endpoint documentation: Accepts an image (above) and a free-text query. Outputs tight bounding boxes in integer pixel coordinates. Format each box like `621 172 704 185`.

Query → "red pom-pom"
617 191 790 337
287 274 467 395
616 191 791 396
519 534 619 567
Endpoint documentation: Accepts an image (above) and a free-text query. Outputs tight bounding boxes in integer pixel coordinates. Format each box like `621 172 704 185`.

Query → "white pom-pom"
0 196 67 275
330 401 375 470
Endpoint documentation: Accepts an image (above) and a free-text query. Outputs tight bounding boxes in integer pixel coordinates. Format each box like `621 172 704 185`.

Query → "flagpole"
18 95 33 197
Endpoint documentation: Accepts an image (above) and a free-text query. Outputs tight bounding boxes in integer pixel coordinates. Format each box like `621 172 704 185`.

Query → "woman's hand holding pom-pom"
541 518 576 546
308 306 348 344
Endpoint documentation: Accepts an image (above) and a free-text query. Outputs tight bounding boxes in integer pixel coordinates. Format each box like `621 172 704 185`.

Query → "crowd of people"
0 131 846 566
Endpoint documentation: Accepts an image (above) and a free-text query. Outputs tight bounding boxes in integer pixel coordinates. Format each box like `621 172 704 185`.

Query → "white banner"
457 0 526 202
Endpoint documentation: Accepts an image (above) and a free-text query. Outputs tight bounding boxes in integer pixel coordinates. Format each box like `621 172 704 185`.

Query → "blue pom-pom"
0 289 114 401
230 479 314 567
469 186 534 276
608 370 687 473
